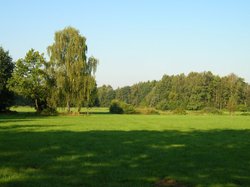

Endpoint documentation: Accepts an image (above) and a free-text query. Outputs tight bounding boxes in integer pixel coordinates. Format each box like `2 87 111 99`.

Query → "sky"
1 0 250 88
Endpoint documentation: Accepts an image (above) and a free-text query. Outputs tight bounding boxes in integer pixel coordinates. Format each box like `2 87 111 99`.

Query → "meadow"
0 107 250 187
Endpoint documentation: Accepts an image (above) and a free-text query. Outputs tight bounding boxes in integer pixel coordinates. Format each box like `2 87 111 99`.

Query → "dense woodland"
98 72 250 112
1 27 250 114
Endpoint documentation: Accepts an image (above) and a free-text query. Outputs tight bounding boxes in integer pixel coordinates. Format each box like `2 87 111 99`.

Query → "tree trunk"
77 105 81 113
86 106 89 115
35 99 39 112
67 101 70 113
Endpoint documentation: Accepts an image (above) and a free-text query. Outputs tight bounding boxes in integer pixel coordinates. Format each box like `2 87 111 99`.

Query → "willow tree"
47 27 98 113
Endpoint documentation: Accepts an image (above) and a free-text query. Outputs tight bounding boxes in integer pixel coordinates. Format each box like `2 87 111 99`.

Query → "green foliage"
0 47 14 111
246 85 250 108
109 100 135 114
7 49 48 112
241 112 250 116
86 83 100 107
99 72 249 112
156 100 169 111
130 81 157 106
115 86 131 104
13 95 33 106
172 108 187 115
98 85 115 107
201 107 223 115
237 104 248 112
109 100 124 114
227 95 237 115
39 107 58 115
122 103 136 114
136 107 159 115
47 27 98 113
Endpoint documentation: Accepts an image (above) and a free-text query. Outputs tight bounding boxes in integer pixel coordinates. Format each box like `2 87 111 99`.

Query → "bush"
109 100 124 114
237 104 248 112
136 108 159 115
241 112 250 116
172 108 187 115
40 107 58 115
122 104 136 114
109 100 135 114
201 107 223 115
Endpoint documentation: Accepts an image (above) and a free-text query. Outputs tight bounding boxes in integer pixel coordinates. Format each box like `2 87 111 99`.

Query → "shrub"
136 108 159 115
109 100 135 114
241 112 250 116
237 104 248 112
109 100 124 114
122 103 136 114
201 107 223 115
40 107 58 115
172 108 187 115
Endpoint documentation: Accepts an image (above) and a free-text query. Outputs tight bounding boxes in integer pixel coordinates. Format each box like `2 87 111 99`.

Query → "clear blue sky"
1 0 250 88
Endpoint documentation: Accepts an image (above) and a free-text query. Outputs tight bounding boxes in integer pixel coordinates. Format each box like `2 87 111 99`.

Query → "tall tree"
0 47 14 111
47 27 98 113
7 49 47 112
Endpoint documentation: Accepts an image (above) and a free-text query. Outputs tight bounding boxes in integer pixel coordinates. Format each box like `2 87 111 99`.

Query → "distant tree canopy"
0 47 14 111
97 85 116 107
98 72 250 111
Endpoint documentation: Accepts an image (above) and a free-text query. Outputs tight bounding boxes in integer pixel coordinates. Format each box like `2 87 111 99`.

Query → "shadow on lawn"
0 112 49 121
0 129 250 187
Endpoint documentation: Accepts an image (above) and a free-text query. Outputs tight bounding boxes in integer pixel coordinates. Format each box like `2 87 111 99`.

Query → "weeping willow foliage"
47 27 98 112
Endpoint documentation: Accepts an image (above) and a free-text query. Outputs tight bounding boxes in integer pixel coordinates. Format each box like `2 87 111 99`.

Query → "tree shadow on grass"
0 112 51 121
0 130 250 187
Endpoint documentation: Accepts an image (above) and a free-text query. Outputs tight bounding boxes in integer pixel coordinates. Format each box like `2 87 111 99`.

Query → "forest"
98 72 250 113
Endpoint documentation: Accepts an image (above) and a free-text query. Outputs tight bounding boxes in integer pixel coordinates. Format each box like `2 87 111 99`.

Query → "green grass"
1 108 250 186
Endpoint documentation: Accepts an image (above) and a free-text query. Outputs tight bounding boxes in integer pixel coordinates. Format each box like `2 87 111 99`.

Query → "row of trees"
1 27 249 113
98 72 250 112
0 27 98 113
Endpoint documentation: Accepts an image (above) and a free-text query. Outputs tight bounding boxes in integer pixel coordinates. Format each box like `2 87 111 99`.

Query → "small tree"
0 47 14 112
8 49 48 112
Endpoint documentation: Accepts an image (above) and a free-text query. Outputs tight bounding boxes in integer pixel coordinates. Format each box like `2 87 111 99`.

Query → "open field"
1 108 250 187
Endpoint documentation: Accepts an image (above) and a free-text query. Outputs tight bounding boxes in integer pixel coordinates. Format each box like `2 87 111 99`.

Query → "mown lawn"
0 109 250 187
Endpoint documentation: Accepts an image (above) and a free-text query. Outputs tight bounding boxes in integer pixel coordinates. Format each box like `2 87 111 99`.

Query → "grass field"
0 108 250 187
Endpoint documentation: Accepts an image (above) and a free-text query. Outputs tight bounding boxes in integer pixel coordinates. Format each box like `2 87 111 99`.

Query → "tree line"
98 72 250 112
1 27 250 114
0 27 98 113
